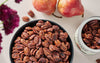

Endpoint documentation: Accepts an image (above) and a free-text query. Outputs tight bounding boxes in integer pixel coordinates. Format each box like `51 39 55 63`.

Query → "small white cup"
75 16 100 55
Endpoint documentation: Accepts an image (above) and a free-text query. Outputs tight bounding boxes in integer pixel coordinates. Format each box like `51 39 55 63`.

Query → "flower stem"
0 21 3 24
0 26 3 31
0 0 8 6
0 21 3 31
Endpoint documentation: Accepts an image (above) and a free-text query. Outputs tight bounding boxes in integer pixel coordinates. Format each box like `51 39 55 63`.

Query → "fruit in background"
32 0 57 15
58 0 84 17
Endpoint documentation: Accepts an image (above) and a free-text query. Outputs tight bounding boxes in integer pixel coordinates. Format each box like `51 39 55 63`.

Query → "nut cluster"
12 20 71 63
82 20 100 49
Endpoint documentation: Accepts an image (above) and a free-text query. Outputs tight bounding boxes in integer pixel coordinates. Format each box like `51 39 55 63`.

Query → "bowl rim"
78 16 100 52
9 19 74 63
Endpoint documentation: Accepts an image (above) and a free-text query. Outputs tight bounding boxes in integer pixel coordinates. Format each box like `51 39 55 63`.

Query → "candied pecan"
84 33 93 40
86 31 92 34
23 56 30 62
30 57 37 62
21 32 29 39
59 32 68 42
67 61 69 63
33 62 38 63
54 40 61 47
28 42 35 49
90 46 96 49
83 24 88 32
33 49 38 56
83 38 90 44
15 58 22 61
92 30 97 36
93 41 98 46
20 39 25 44
94 37 100 43
52 25 59 31
15 61 25 63
64 51 71 56
36 21 44 27
24 47 30 55
22 16 30 22
38 20 44 23
96 34 100 37
36 38 42 47
60 42 67 51
64 56 69 62
96 46 100 49
14 37 21 43
59 30 63 33
25 27 33 31
41 21 52 29
96 59 100 63
59 52 65 58
28 10 34 18
60 32 68 38
26 40 30 44
33 26 41 32
91 25 99 30
59 62 63 63
98 29 100 34
45 32 53 44
52 32 58 41
27 31 34 36
35 47 43 59
42 40 49 47
39 58 48 63
87 44 91 47
20 39 29 46
49 45 59 51
12 49 19 53
12 53 19 59
82 34 85 38
53 52 61 62
34 36 39 44
43 48 53 60
49 60 55 63
28 61 32 63
24 30 28 32
88 20 98 26
19 51 24 54
47 28 53 32
38 58 46 63
39 30 45 40
66 42 70 50
46 58 49 63
30 49 34 55
45 21 52 27
14 44 24 50
29 35 36 40
20 53 24 61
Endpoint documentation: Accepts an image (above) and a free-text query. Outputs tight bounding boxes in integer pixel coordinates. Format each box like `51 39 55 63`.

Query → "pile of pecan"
12 20 71 63
82 20 100 49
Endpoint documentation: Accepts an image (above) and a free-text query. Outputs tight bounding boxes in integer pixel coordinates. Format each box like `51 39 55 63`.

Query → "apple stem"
82 14 84 17
52 13 62 18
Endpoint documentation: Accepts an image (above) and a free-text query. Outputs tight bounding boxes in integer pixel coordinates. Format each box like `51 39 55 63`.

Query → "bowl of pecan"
10 20 74 63
75 16 100 55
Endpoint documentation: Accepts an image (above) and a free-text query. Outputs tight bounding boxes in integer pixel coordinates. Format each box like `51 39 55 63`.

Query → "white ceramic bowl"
75 16 100 55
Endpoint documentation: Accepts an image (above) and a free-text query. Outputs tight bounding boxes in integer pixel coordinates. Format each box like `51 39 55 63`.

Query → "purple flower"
0 33 2 53
15 0 22 3
0 4 20 35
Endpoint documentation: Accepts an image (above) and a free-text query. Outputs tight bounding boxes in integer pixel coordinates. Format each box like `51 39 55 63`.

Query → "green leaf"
0 0 8 6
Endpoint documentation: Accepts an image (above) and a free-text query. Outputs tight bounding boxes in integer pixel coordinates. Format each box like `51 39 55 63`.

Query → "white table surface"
0 0 100 63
